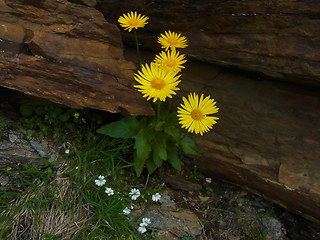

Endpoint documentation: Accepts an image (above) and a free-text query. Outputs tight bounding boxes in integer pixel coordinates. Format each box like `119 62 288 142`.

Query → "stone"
96 0 320 85
143 209 203 238
29 140 48 158
261 215 286 240
159 194 177 211
159 174 202 192
0 139 44 170
8 133 18 143
0 0 153 116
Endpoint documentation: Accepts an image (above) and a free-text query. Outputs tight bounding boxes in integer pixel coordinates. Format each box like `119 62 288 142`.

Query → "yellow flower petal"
118 11 149 32
158 30 188 51
134 62 181 102
177 92 219 135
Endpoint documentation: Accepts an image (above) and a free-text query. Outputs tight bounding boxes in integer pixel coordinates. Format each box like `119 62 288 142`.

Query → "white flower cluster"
137 217 151 234
129 188 141 200
94 176 162 235
95 175 106 187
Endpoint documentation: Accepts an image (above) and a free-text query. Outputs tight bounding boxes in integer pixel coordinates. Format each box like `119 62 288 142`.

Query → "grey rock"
8 133 18 143
143 209 203 237
261 215 287 240
29 140 48 158
0 174 9 186
159 194 177 211
0 139 44 170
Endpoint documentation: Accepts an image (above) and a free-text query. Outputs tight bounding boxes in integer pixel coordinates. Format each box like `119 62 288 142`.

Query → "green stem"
133 29 142 69
156 101 161 122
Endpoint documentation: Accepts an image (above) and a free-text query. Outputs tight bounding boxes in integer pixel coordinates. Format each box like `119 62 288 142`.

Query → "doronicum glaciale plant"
97 12 219 177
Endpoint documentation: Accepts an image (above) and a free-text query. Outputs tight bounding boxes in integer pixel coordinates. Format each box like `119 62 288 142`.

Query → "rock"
159 174 202 192
96 0 320 85
159 194 177 211
143 209 203 238
0 0 153 116
29 140 48 158
0 139 44 170
261 215 286 240
8 133 18 143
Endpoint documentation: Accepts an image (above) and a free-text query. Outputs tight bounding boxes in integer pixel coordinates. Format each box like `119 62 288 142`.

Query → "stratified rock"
0 0 153 115
178 55 320 223
96 0 320 85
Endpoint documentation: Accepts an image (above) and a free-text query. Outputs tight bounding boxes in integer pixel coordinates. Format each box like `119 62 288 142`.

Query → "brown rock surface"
184 58 320 222
97 0 320 85
0 0 153 115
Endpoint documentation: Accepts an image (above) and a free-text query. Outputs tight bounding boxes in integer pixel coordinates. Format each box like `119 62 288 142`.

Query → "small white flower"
140 217 151 226
129 188 141 200
95 175 106 187
75 166 78 170
152 193 161 202
105 187 114 196
123 207 131 215
137 225 147 234
65 149 70 154
130 205 134 209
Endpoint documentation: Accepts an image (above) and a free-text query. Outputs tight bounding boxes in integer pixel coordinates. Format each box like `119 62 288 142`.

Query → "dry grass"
2 168 92 240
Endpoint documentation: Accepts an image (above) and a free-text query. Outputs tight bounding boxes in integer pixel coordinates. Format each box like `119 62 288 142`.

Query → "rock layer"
184 58 320 223
0 0 153 115
97 0 320 85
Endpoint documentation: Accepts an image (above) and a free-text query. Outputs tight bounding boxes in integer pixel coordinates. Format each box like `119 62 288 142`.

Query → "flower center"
128 19 139 26
191 109 203 120
151 78 166 90
167 38 178 45
166 58 176 67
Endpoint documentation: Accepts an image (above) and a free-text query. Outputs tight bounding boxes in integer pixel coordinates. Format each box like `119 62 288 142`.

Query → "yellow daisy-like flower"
118 11 149 32
177 93 219 135
158 30 188 51
134 63 181 102
154 49 187 72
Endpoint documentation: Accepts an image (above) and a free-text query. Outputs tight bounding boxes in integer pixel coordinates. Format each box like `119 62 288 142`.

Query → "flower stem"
133 29 142 69
156 101 161 122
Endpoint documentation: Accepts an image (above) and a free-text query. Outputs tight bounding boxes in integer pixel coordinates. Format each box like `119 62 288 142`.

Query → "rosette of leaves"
97 112 200 177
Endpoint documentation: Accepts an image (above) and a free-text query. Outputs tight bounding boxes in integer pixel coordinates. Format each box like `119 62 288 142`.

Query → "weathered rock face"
0 0 153 115
97 0 320 85
183 57 320 223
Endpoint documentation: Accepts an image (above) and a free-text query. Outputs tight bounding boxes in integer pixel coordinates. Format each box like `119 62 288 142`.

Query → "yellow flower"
134 62 181 102
82 118 86 124
118 11 149 32
158 30 188 51
177 93 219 135
74 113 79 119
154 49 186 72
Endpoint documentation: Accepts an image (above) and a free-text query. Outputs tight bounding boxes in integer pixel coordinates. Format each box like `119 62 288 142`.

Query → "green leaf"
20 104 34 117
167 145 181 171
180 136 201 156
97 116 140 139
133 129 152 176
152 134 167 161
34 106 46 115
164 125 181 143
133 152 144 177
153 150 163 167
59 113 70 122
147 159 157 174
